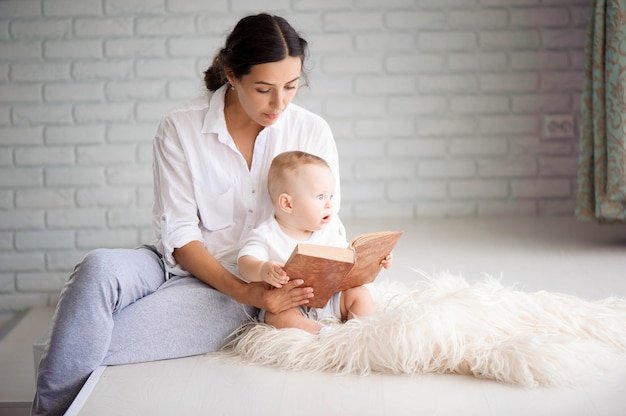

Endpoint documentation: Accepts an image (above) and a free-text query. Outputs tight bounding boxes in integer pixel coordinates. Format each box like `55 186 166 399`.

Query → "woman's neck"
224 89 262 133
224 89 262 169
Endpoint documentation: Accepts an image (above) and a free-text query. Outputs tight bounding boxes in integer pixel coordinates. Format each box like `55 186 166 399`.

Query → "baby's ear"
278 193 293 213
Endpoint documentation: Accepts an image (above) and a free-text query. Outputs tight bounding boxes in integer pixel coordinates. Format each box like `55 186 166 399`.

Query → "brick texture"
0 0 589 309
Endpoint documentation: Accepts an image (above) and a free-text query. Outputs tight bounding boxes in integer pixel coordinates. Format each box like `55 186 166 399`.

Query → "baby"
238 150 392 334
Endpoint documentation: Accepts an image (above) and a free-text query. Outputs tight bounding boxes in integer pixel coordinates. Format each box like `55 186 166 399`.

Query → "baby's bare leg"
265 308 323 334
340 286 376 321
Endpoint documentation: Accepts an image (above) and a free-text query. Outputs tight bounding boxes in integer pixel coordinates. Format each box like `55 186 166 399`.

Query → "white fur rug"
222 271 626 388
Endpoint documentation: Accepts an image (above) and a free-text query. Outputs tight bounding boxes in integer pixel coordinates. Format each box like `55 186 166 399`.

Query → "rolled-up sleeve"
152 116 203 269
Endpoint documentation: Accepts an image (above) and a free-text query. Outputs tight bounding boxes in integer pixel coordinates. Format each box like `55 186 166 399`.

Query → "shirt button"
248 209 253 213
251 189 256 194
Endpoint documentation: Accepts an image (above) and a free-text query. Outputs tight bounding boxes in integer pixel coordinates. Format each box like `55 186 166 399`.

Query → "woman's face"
228 56 302 127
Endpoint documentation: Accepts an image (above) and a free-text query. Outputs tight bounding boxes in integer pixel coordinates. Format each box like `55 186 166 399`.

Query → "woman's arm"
173 241 312 313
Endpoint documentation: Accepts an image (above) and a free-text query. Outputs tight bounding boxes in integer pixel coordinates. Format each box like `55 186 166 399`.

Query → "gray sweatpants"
31 246 256 416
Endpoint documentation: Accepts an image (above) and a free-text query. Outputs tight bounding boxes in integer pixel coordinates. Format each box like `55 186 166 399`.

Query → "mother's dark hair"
204 13 309 91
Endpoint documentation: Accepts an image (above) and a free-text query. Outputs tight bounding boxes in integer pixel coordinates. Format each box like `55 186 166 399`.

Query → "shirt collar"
202 84 228 140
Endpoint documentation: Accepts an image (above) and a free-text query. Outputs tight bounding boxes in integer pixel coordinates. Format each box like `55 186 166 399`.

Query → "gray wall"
0 0 589 309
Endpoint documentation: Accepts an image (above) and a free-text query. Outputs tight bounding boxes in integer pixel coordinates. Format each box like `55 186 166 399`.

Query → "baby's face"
288 164 335 231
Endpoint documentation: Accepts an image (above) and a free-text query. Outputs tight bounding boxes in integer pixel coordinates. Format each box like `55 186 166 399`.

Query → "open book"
283 230 403 308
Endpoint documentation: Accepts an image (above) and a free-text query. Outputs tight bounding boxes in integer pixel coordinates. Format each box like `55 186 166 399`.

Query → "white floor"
70 356 626 416
4 217 626 416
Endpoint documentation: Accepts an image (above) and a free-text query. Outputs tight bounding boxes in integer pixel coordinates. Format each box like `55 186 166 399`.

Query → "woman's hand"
173 241 314 313
250 279 314 314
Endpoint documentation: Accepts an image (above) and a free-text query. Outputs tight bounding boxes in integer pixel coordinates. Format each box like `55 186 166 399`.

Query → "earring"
230 84 235 91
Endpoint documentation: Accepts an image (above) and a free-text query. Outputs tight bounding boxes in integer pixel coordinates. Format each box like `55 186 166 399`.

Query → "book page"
337 231 403 291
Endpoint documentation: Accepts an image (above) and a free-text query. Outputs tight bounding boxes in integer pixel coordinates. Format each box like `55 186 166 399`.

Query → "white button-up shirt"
152 84 341 277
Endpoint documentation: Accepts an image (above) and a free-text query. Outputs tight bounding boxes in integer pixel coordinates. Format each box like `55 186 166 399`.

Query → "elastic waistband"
138 244 172 280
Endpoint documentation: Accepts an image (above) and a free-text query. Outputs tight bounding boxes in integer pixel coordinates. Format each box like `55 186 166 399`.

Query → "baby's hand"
381 252 394 269
260 261 289 288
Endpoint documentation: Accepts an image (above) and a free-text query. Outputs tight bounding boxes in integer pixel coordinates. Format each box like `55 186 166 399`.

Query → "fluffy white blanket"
222 272 626 387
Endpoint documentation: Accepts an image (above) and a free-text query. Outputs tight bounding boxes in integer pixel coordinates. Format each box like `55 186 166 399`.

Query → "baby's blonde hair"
267 151 330 202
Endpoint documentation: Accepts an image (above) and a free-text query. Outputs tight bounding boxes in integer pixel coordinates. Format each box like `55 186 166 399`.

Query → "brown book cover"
283 230 403 308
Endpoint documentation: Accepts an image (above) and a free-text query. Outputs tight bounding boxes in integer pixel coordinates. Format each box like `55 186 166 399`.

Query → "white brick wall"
0 0 589 310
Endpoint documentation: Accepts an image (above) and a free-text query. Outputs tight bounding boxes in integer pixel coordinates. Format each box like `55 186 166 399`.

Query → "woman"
32 13 342 416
